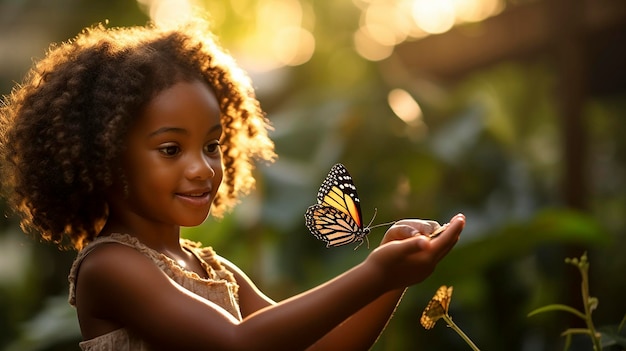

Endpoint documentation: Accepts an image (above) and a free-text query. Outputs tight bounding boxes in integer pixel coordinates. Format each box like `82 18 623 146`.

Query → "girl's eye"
205 141 221 155
159 145 180 157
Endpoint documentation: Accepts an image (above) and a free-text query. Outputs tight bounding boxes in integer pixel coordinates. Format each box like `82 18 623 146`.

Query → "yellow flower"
420 285 453 330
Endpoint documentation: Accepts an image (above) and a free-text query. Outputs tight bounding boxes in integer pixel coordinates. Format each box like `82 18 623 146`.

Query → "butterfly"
304 163 394 249
420 285 453 330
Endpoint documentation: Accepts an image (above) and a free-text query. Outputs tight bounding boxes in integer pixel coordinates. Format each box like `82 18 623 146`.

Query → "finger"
379 223 428 246
435 214 464 259
386 224 422 240
393 219 440 235
429 214 465 260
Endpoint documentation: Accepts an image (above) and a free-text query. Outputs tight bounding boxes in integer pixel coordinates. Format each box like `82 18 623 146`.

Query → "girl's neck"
100 217 182 253
99 218 208 278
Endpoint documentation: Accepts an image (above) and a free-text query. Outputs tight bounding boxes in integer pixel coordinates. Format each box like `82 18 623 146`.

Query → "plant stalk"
442 314 481 351
578 257 602 351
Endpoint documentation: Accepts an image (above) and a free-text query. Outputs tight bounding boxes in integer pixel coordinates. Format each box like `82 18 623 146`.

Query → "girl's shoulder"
69 234 242 310
68 233 157 306
67 234 173 341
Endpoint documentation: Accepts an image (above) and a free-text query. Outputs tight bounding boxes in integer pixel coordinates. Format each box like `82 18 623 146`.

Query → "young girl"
0 19 465 350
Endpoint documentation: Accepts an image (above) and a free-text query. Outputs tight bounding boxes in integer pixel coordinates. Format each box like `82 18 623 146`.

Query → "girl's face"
119 80 223 228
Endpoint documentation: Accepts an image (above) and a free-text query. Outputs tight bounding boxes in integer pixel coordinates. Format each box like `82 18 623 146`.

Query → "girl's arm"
308 218 453 351
75 215 464 351
223 215 464 351
223 259 405 351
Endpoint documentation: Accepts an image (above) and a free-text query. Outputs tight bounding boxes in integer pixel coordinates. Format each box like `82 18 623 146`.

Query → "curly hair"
0 19 275 250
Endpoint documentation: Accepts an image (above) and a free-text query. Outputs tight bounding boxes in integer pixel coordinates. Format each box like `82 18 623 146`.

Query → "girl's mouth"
176 191 212 206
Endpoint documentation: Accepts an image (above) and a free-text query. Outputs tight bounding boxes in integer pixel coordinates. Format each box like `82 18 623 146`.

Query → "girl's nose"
185 154 216 180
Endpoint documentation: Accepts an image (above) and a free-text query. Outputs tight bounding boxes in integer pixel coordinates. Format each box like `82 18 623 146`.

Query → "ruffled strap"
180 239 238 287
68 234 241 321
68 234 139 306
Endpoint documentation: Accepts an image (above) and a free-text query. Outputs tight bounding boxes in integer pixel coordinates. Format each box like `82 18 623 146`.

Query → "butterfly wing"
315 163 363 228
305 163 370 248
305 204 366 247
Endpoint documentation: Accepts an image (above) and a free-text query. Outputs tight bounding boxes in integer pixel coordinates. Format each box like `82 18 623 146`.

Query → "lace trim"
68 233 240 314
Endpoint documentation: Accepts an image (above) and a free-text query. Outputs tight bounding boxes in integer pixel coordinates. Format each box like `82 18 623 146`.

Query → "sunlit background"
136 0 503 66
1 0 625 350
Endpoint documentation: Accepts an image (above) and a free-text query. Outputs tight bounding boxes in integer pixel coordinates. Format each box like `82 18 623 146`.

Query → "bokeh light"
411 0 456 34
137 0 315 72
353 27 394 61
353 0 504 61
137 0 504 67
136 0 197 27
388 88 424 127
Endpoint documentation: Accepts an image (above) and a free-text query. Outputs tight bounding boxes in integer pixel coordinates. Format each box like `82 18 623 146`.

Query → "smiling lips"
175 189 212 206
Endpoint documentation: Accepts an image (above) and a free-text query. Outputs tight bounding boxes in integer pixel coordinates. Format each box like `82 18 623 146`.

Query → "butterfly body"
305 163 389 248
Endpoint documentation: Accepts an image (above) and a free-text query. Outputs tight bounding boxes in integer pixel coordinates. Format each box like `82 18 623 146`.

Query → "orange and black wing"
315 163 363 228
305 204 367 247
305 164 367 247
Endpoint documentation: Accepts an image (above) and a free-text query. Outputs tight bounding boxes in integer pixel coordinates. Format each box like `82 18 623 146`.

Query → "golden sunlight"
354 27 394 61
137 0 315 71
239 0 315 71
272 26 315 66
136 0 504 67
136 0 197 27
354 0 504 61
411 0 456 34
388 88 423 127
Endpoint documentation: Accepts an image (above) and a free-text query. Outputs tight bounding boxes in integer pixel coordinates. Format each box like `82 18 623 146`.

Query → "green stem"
442 314 481 351
578 258 602 351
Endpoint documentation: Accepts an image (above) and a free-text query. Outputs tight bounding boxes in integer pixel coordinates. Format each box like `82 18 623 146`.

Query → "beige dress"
68 233 242 351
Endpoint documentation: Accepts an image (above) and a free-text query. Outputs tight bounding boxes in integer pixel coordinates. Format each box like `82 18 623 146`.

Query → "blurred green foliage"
1 0 624 350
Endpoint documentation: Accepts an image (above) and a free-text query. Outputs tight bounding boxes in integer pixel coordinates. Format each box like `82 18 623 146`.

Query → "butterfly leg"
353 236 371 250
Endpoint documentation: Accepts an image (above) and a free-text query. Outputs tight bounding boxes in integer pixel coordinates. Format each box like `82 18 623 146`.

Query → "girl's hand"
379 219 442 246
366 214 465 291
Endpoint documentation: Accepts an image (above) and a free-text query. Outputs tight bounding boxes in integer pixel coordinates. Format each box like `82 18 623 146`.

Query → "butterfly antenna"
366 208 397 230
365 208 378 229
